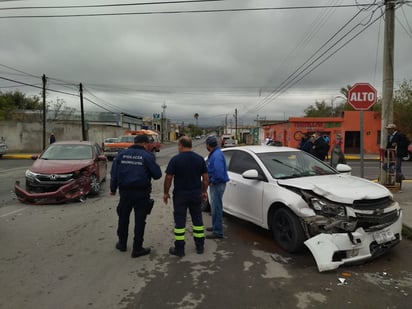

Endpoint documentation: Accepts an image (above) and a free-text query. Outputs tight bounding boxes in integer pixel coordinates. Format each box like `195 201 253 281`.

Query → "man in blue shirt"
205 135 229 239
110 134 162 258
163 136 209 257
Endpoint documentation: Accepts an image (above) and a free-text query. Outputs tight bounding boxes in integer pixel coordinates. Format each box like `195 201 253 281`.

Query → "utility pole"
224 114 228 134
379 0 395 184
42 74 47 150
234 108 238 141
161 102 167 143
79 83 86 141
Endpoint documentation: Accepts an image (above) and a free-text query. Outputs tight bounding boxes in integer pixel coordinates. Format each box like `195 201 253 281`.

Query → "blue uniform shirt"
110 145 162 192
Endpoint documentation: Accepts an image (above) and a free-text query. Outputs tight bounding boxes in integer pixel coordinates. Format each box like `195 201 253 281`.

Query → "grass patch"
402 225 412 240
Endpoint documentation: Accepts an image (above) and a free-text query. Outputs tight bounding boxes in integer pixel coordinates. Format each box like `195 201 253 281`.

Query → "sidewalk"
2 152 412 232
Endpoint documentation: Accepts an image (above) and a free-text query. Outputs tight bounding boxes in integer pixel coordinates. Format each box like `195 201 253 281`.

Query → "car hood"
277 174 391 204
30 159 94 174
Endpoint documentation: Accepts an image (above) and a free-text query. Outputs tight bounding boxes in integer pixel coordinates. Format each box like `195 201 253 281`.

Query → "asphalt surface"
3 152 411 231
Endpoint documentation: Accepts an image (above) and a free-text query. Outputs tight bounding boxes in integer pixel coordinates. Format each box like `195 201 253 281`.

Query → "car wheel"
271 208 305 253
89 174 101 195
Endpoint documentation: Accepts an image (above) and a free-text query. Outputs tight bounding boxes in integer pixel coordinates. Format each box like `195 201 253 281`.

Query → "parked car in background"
104 137 118 145
220 145 402 272
220 134 233 147
223 138 236 148
0 137 7 158
104 129 161 161
15 141 107 204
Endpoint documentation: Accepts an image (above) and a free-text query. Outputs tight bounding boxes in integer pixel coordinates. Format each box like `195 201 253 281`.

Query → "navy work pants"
173 194 204 252
117 189 151 251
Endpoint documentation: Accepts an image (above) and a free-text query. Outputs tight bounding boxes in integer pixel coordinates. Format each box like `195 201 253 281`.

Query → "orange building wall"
263 111 381 154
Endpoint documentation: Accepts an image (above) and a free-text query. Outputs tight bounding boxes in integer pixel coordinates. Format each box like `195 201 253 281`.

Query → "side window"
229 151 262 175
223 150 235 169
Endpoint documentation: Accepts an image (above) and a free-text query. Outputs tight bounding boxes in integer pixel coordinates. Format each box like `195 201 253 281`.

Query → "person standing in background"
49 133 56 144
205 135 229 239
385 123 410 183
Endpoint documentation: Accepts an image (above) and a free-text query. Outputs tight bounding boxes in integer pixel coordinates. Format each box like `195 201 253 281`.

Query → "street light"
331 95 346 117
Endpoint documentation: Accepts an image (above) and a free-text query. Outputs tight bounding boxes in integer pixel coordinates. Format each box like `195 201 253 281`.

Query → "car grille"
26 173 74 193
352 196 394 210
355 209 399 230
351 197 399 231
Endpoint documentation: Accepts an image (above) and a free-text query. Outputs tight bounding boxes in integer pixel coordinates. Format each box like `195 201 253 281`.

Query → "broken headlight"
308 196 347 218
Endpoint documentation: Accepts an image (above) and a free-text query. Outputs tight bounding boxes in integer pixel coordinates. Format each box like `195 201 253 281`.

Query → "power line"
241 2 386 116
0 3 381 19
0 0 226 11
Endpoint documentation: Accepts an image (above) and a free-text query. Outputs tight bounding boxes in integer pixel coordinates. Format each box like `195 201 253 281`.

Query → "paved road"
1 143 411 309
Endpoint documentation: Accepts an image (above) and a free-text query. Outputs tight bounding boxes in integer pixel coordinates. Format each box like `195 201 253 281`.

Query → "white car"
221 146 402 272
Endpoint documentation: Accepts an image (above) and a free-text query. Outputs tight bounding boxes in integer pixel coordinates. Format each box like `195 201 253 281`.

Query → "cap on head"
386 123 397 129
134 134 150 144
206 135 218 147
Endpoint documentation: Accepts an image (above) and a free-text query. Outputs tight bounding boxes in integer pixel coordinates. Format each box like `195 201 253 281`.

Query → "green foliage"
185 123 203 137
393 79 412 135
0 90 41 120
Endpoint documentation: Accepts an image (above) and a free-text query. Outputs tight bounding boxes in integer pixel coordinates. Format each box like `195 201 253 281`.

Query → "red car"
15 141 107 204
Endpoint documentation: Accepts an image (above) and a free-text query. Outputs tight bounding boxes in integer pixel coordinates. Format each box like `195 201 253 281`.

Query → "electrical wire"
241 2 385 117
0 0 227 10
0 3 381 19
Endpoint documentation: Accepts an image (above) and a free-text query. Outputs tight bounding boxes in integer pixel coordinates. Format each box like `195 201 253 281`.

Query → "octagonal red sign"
348 83 377 111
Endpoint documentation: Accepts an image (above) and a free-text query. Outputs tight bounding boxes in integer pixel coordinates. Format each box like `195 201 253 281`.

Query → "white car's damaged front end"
280 175 402 272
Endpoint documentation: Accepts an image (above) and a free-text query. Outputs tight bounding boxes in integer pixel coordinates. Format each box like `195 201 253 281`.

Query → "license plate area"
373 228 395 244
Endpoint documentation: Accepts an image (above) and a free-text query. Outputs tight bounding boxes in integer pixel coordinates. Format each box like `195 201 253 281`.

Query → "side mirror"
242 169 264 180
336 163 352 174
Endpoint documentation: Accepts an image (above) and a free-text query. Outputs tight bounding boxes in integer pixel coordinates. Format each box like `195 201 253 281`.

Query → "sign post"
347 83 377 178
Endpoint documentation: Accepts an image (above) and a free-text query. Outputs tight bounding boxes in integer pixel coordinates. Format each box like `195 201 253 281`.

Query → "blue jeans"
209 183 226 237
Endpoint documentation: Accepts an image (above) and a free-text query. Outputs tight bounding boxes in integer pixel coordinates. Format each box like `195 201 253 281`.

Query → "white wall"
0 120 125 152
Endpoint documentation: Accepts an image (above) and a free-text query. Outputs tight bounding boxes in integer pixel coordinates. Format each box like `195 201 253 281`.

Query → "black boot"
169 246 185 257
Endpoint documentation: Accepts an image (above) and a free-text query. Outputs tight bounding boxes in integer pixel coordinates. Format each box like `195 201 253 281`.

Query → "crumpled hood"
277 174 391 204
30 159 94 174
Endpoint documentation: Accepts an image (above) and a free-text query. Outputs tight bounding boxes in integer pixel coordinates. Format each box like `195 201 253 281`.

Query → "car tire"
89 174 101 195
271 207 306 253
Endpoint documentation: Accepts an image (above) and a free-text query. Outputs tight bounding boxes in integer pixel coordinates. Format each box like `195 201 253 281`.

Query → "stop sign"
347 83 377 110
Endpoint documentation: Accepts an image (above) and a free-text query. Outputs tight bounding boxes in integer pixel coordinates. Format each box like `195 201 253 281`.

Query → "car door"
224 150 265 225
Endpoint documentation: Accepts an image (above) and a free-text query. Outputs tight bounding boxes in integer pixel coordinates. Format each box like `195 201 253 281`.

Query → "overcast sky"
1 0 411 127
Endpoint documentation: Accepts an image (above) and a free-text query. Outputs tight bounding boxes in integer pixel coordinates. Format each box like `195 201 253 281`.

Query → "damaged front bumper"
304 210 403 272
14 177 91 205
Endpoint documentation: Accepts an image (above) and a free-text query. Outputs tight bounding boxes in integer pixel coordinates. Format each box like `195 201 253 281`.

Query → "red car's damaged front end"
14 141 107 205
15 175 92 204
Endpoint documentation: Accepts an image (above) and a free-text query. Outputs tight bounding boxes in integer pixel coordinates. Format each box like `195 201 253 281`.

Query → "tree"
304 100 333 117
0 90 41 120
194 113 199 126
393 79 412 135
48 97 76 121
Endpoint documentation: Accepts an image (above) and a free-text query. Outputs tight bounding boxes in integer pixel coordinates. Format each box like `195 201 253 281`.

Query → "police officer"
163 136 209 257
110 134 162 258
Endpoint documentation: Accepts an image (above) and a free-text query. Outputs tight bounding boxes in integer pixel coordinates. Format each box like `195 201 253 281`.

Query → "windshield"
257 151 337 179
40 144 93 160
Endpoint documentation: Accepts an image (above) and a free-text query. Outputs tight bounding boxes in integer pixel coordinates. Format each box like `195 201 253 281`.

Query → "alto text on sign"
347 83 377 111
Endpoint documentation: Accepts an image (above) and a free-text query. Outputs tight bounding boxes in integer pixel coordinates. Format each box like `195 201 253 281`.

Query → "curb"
2 154 34 159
